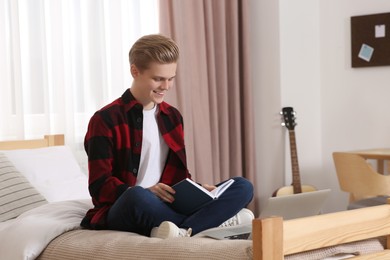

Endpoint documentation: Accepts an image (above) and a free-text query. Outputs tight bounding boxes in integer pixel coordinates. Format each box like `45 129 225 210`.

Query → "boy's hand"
148 183 175 203
202 183 217 192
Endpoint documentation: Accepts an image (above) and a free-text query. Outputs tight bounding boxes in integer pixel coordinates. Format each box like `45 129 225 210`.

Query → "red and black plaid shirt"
81 89 191 229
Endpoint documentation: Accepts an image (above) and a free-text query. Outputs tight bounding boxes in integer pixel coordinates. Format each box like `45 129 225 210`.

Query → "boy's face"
131 62 177 110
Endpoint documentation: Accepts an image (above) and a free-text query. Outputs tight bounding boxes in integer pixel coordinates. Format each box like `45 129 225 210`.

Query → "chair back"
333 152 390 202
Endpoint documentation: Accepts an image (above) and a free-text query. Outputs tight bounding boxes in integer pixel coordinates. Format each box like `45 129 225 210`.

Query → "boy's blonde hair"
129 34 179 71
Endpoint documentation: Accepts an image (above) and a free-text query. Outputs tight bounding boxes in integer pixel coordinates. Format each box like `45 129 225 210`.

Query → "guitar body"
273 107 316 197
273 185 317 197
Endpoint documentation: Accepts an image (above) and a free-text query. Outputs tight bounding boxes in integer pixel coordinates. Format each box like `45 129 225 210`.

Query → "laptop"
198 189 331 240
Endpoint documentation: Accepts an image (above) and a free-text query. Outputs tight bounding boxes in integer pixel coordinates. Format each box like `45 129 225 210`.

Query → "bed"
0 135 389 260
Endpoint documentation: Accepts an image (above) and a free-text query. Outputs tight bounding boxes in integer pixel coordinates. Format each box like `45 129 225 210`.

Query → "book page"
211 179 235 198
185 178 214 198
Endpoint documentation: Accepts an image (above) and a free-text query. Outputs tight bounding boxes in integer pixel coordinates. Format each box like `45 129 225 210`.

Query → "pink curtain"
159 0 257 212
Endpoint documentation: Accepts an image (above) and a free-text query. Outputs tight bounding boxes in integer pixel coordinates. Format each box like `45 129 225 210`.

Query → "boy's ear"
130 64 139 77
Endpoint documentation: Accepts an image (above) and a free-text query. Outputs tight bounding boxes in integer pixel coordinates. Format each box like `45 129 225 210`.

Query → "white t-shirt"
136 105 169 188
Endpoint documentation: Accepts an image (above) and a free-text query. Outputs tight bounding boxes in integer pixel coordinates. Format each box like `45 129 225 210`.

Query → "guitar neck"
288 129 302 193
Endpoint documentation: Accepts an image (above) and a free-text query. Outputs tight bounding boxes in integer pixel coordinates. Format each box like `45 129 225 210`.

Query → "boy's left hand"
202 184 217 192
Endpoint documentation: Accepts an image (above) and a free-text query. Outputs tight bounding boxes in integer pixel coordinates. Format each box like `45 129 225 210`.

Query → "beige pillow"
0 153 47 222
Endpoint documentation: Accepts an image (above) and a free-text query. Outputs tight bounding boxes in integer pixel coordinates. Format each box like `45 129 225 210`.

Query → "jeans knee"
233 177 253 191
231 177 254 202
123 186 152 204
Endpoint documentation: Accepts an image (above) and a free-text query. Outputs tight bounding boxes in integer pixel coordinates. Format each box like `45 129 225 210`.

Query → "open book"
170 178 235 215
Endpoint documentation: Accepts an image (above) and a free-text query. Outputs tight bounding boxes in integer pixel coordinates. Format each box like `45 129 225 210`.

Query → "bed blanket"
0 199 253 260
0 199 92 260
37 229 252 260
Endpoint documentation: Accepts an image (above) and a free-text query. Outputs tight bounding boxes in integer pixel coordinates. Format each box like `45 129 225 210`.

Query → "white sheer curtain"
0 0 158 170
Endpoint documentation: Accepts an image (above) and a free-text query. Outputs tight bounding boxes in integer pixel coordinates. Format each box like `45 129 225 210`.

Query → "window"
0 0 158 141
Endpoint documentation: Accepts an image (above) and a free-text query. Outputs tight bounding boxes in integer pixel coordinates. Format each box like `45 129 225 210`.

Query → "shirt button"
135 142 140 147
136 117 142 123
132 168 138 174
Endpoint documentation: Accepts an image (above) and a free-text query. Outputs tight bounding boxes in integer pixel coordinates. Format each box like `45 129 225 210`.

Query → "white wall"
320 0 390 212
250 0 390 213
249 0 284 213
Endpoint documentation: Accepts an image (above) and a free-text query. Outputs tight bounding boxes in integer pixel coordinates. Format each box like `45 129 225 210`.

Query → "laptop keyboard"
224 232 251 240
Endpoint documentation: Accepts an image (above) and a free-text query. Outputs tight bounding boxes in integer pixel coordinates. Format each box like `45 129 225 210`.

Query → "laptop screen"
259 189 331 220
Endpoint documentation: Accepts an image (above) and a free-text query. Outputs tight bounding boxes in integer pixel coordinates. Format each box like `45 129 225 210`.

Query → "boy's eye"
153 77 175 82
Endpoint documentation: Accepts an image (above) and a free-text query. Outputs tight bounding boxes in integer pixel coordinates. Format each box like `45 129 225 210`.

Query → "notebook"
199 189 331 240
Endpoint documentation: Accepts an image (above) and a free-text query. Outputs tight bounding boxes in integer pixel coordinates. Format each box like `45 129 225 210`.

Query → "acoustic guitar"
273 107 316 196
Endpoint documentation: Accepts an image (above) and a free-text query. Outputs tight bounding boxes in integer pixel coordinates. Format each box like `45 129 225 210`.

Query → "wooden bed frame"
252 204 390 259
0 134 64 150
2 134 390 259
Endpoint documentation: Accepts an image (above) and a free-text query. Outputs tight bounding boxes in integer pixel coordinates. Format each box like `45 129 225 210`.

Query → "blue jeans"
107 176 253 236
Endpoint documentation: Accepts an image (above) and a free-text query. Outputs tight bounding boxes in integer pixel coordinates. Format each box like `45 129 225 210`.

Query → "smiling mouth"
153 90 164 96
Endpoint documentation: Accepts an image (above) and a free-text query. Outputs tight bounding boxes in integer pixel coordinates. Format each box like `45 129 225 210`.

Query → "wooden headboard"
0 134 64 150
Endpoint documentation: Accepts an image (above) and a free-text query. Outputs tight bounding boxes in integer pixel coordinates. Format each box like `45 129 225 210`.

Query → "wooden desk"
349 148 390 174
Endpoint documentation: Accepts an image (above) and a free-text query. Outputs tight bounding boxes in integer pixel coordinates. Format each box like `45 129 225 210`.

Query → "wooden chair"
333 152 390 203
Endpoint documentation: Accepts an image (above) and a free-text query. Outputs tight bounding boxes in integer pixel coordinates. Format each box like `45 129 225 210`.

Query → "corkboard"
351 12 390 68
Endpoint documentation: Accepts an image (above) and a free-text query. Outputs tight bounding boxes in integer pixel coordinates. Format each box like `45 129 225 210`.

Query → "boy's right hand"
148 183 175 203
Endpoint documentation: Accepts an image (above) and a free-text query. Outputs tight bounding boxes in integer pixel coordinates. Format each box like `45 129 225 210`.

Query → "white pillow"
1 146 90 202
